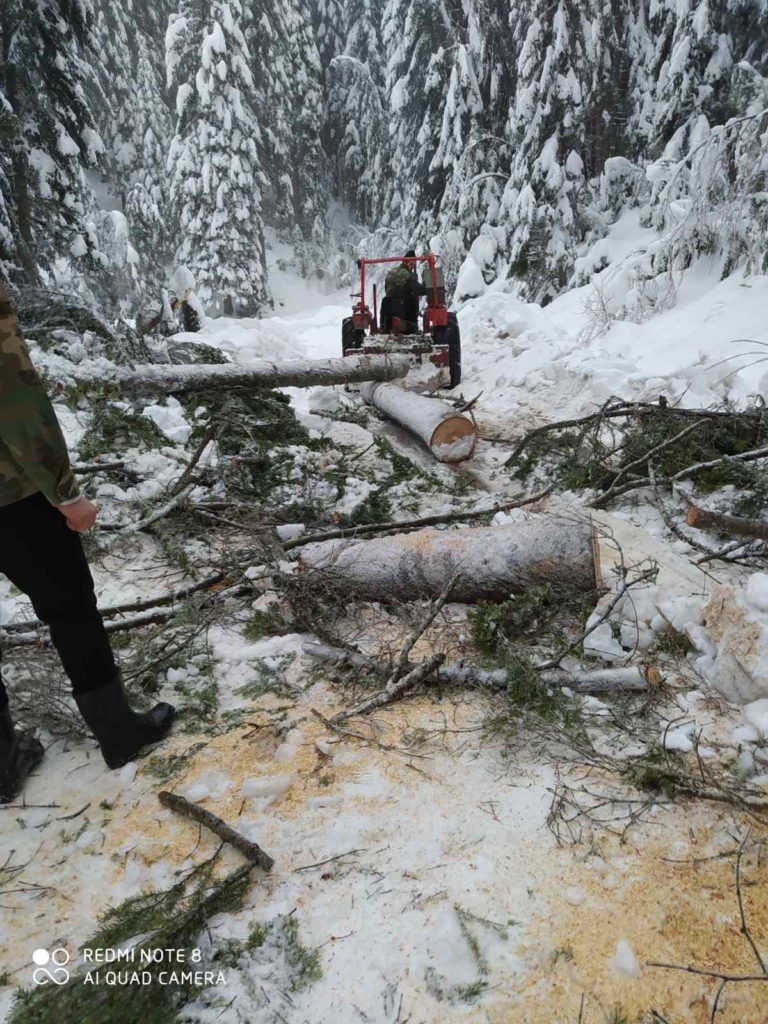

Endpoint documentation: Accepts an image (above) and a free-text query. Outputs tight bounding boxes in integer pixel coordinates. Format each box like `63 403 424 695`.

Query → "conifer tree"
326 0 389 225
283 0 328 243
311 0 345 69
91 0 173 298
382 0 455 248
500 0 592 302
166 0 269 314
0 0 104 283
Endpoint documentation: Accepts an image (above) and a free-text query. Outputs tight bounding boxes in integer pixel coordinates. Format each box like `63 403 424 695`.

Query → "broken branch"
158 790 274 870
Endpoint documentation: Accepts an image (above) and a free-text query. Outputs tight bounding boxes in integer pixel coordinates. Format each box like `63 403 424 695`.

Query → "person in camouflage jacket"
0 283 82 508
381 250 428 333
0 282 176 804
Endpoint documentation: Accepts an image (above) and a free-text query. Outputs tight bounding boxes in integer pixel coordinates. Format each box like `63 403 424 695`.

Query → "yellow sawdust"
53 697 768 1022
492 813 768 1023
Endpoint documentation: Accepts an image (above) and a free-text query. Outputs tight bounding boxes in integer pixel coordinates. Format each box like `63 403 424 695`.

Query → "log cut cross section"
361 381 478 463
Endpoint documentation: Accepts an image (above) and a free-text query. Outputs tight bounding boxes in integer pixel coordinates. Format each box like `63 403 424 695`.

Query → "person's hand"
56 496 99 531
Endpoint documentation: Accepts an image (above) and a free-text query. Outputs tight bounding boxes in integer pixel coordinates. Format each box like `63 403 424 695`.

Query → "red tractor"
341 252 461 389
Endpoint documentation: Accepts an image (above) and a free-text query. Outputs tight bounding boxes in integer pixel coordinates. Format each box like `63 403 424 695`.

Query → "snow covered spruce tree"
0 0 104 284
91 0 174 300
311 0 346 70
498 2 587 302
282 0 329 275
383 0 459 253
428 39 490 285
166 0 269 315
635 0 768 277
326 0 389 225
327 56 388 224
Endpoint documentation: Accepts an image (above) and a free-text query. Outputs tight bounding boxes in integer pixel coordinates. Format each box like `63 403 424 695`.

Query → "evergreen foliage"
1 0 768 309
0 0 103 283
166 0 269 314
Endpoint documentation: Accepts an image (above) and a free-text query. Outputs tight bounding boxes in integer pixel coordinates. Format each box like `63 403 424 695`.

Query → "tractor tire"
342 316 365 356
441 311 461 389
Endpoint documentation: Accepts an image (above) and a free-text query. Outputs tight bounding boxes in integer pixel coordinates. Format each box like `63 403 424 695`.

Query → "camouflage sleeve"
0 284 80 505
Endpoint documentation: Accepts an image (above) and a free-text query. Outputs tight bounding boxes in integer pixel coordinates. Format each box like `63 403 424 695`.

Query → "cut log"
361 381 477 463
297 515 595 602
686 504 768 541
70 354 410 397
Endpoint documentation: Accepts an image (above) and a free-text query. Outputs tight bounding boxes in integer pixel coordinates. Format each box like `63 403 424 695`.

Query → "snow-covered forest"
1 0 767 313
3 3 768 1024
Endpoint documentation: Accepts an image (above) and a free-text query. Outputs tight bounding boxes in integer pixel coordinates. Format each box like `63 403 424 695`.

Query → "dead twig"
332 653 446 723
591 420 705 508
671 445 768 482
538 567 657 670
310 707 430 757
158 790 274 871
168 421 217 497
98 484 196 536
647 835 767 1020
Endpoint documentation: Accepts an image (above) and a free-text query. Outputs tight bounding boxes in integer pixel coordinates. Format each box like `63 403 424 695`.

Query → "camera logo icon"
32 948 70 986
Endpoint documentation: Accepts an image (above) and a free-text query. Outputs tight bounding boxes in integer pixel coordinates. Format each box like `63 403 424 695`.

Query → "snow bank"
458 214 768 432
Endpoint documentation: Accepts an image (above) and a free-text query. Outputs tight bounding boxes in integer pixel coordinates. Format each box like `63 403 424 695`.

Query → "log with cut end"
686 503 768 541
71 354 410 396
361 381 477 463
297 515 595 602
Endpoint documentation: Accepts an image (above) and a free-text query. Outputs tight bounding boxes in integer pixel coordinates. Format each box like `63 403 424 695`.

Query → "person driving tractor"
381 249 428 332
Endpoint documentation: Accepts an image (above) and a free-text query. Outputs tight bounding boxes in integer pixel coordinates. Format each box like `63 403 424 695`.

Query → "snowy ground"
2 241 768 1022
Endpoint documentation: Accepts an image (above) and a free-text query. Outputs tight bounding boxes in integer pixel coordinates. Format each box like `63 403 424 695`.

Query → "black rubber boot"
0 705 45 804
74 674 176 770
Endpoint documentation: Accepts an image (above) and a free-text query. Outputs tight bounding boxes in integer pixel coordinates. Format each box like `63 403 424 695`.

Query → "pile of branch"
305 641 653 699
503 398 768 511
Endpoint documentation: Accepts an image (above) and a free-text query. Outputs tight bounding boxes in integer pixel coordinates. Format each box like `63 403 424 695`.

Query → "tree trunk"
686 504 768 541
297 516 595 602
304 643 651 693
361 381 477 462
70 353 410 397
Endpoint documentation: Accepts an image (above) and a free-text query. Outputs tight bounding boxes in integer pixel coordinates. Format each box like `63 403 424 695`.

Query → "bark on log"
297 516 595 602
686 504 768 541
361 381 477 463
71 354 411 396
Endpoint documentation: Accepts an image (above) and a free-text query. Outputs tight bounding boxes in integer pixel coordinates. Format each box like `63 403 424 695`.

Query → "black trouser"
381 293 419 333
0 492 116 708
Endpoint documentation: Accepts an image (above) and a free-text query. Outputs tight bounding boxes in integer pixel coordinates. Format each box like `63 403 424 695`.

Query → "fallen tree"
70 353 411 396
304 642 652 694
686 503 768 541
297 514 595 602
360 381 477 462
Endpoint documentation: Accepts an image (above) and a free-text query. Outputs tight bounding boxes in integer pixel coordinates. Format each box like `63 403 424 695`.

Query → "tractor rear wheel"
342 317 365 356
439 311 461 389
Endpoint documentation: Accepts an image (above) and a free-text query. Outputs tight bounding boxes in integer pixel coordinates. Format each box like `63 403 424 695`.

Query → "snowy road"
3 255 768 1023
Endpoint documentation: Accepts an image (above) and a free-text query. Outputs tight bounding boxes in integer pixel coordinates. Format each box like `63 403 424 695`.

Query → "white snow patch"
612 938 641 978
